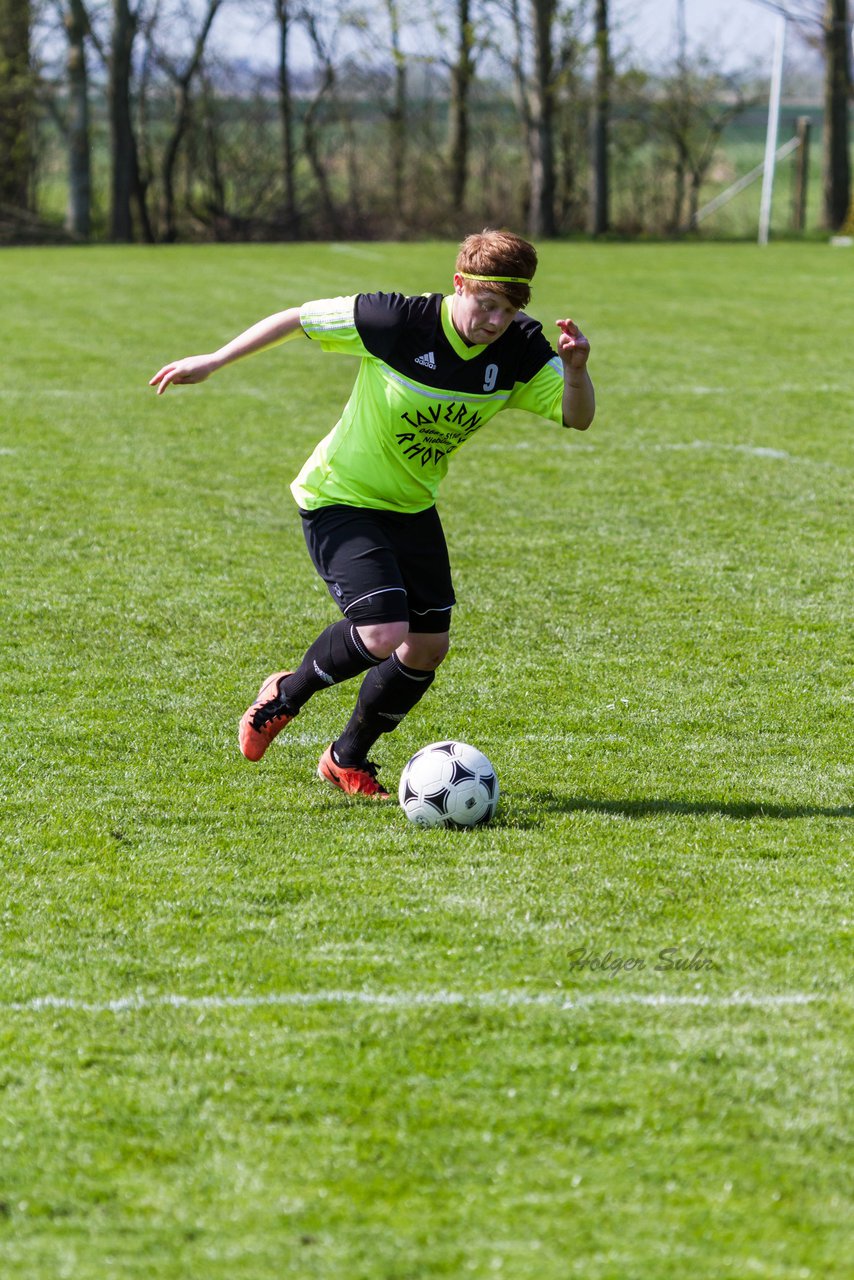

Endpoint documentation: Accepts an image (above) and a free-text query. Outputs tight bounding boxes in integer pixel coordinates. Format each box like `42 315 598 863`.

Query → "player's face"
451 276 519 345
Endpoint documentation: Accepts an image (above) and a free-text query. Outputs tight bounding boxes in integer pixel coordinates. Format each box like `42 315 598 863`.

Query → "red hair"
455 229 538 309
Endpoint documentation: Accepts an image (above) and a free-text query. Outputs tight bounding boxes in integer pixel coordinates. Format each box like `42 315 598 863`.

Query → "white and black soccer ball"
398 740 499 829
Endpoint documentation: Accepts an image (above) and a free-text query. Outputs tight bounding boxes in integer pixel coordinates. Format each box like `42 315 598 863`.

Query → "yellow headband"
459 272 532 285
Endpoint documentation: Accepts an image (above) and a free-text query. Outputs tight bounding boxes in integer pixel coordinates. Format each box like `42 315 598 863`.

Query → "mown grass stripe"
6 989 832 1015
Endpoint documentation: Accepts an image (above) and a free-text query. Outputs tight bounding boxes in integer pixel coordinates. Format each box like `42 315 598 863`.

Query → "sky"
617 0 786 69
207 0 793 75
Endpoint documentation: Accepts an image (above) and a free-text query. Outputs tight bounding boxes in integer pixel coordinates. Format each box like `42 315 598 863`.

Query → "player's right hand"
149 355 216 395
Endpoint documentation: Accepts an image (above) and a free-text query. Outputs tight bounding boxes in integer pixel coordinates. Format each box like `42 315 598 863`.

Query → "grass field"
1 241 852 1278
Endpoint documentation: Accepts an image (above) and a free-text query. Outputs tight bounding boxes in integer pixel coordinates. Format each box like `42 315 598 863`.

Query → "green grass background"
1 241 851 1278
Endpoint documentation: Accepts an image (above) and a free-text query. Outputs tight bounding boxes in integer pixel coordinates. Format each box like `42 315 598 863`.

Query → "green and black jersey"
291 291 566 514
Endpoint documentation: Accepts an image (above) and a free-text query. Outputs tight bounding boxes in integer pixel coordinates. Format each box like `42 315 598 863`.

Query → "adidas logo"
414 352 436 370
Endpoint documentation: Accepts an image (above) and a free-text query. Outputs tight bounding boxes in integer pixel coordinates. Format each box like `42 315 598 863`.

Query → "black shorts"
301 504 455 634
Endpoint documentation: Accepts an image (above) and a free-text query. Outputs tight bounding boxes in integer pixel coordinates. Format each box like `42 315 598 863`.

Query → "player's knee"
398 632 450 671
356 620 410 659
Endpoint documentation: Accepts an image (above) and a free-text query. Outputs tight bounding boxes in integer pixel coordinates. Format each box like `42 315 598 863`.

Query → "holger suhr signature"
567 944 719 976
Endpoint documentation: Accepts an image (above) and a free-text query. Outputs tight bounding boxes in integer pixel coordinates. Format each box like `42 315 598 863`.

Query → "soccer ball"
398 741 499 829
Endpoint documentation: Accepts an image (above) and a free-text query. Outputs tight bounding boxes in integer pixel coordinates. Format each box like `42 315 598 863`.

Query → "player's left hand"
556 319 590 371
149 354 217 395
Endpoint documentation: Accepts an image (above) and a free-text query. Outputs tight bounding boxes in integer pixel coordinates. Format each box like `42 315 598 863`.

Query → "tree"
588 0 610 234
0 0 34 212
553 3 586 232
300 4 342 236
274 0 299 233
822 0 851 228
65 0 93 237
157 0 224 241
654 55 756 233
507 0 558 236
109 0 135 239
109 0 138 239
108 0 156 241
384 0 408 226
527 0 557 235
54 0 105 238
448 0 476 217
758 0 851 230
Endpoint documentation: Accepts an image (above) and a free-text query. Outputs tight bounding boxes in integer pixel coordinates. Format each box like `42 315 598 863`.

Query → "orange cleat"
239 671 296 761
317 745 391 800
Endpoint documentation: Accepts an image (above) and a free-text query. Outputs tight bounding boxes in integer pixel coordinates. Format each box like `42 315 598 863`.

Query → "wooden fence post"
792 116 811 232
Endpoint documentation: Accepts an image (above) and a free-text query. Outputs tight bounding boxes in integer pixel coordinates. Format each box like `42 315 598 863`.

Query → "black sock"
333 653 435 766
280 620 381 712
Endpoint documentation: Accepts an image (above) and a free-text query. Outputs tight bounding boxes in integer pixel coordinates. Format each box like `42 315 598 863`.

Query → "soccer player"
150 229 594 799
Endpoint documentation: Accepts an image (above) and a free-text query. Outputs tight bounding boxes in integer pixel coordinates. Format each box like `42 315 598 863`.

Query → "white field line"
655 441 792 460
608 383 849 395
3 989 833 1016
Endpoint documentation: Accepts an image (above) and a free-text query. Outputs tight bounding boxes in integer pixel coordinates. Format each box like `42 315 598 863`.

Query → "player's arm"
556 318 595 431
149 306 304 395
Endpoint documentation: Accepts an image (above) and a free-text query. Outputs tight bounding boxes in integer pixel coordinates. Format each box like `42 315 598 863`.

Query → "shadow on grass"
497 792 853 828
